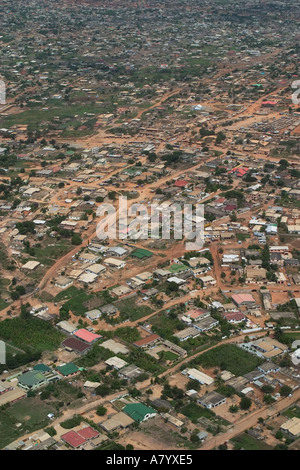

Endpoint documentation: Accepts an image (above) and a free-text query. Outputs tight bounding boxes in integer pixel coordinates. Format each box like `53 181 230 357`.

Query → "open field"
0 397 57 449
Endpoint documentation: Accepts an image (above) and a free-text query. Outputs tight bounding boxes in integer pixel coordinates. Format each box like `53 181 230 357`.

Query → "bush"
96 406 107 416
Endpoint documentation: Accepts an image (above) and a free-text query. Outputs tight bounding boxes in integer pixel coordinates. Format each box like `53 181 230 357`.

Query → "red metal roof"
74 329 102 343
61 431 86 448
174 180 188 187
134 334 160 347
77 426 99 440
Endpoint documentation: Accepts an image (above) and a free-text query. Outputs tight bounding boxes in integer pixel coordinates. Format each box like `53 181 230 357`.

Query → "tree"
263 394 275 405
240 396 251 410
71 233 82 245
229 405 239 414
96 405 107 416
108 191 117 201
280 385 292 397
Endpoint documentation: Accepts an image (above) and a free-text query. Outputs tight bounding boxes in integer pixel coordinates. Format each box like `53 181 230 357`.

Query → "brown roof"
133 334 160 347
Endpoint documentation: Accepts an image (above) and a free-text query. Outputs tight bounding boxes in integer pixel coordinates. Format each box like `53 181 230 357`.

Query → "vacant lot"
191 344 264 376
0 316 64 353
115 297 154 322
0 397 56 449
283 404 300 419
231 432 272 450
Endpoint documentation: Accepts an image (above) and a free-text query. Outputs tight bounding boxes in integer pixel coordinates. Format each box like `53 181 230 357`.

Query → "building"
182 368 214 385
57 362 79 377
100 412 135 432
123 403 157 422
118 364 145 380
193 315 219 332
18 369 59 390
173 327 200 342
104 258 126 269
198 391 226 409
133 334 160 349
55 276 73 289
231 293 256 308
100 304 118 316
73 329 102 344
85 309 102 321
62 337 92 354
280 417 300 438
101 339 129 355
56 321 78 335
105 356 128 370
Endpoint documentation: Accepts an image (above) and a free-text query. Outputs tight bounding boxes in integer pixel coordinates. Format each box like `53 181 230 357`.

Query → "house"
106 246 127 257
118 364 145 380
104 258 126 269
257 362 280 375
0 388 27 407
57 362 79 377
55 276 73 289
123 403 157 422
182 368 214 385
231 293 256 308
62 337 91 354
73 329 102 344
100 304 118 316
105 356 128 370
198 391 226 409
101 339 129 355
100 412 135 432
199 275 216 287
223 312 246 323
85 309 102 321
280 418 300 438
21 260 40 271
173 327 200 342
18 369 59 390
193 315 219 332
133 334 160 349
56 320 78 335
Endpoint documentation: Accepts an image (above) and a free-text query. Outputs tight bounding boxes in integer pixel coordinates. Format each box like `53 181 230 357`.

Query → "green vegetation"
114 297 154 322
181 402 216 421
0 397 57 449
60 415 83 429
283 405 300 420
231 433 272 451
0 316 64 356
190 344 264 376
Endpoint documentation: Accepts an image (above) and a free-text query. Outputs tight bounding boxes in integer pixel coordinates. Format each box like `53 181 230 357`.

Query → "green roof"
131 248 153 259
18 370 46 388
33 363 51 372
57 363 79 376
123 403 156 422
168 263 189 274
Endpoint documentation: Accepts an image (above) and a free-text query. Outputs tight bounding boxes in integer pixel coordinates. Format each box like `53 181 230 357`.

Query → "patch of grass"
231 432 272 451
191 344 264 376
2 104 101 129
236 233 251 241
181 403 215 421
283 405 300 419
0 397 57 449
115 297 154 322
0 316 64 354
34 240 72 266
